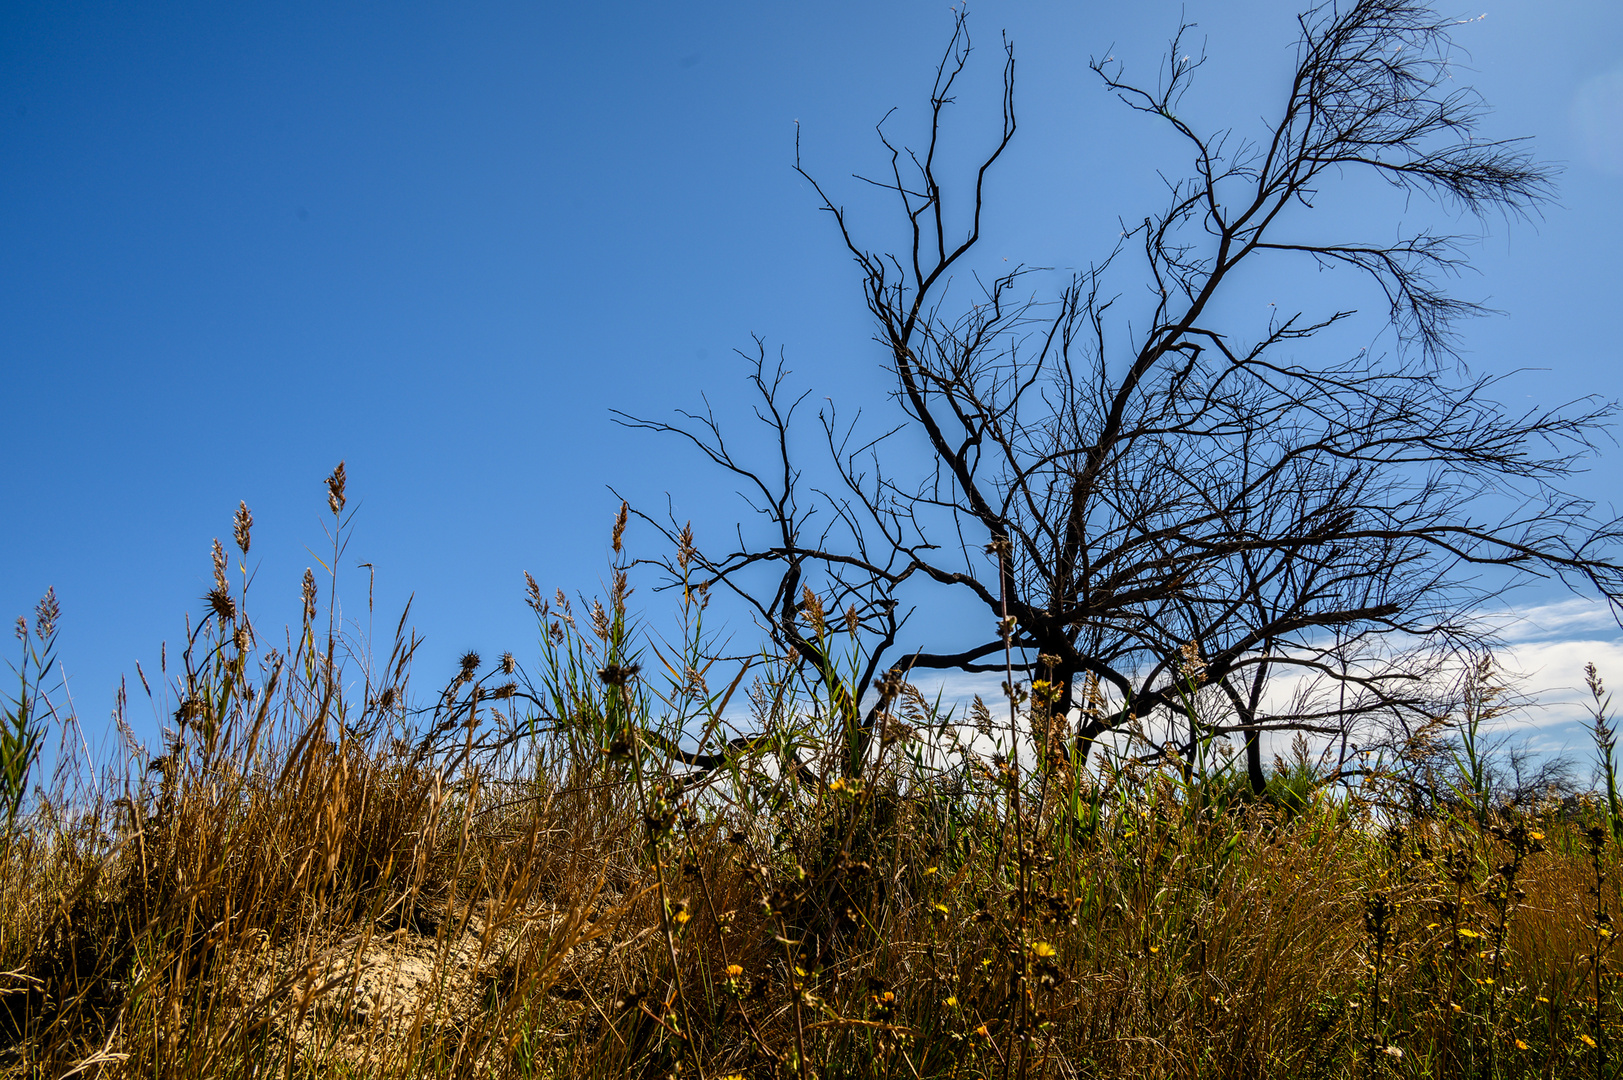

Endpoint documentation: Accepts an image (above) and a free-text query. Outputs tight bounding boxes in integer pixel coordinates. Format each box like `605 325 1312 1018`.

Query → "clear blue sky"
3 0 1621 751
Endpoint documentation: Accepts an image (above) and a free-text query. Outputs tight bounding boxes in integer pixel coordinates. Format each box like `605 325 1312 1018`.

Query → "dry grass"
3 492 1622 1079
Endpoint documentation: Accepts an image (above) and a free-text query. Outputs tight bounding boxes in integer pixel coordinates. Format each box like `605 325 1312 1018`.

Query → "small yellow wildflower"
725 964 744 978
1457 928 1480 939
1515 1039 1529 1050
932 902 950 916
1030 941 1057 958
975 1024 990 1038
828 777 846 792
1581 1033 1599 1049
1528 830 1546 841
1149 946 1160 954
945 996 958 1007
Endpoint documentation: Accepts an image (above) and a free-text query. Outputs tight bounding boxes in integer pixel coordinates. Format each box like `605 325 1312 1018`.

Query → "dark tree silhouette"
623 0 1623 793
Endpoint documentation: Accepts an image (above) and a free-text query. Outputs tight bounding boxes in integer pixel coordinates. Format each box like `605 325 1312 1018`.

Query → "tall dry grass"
2 477 1621 1079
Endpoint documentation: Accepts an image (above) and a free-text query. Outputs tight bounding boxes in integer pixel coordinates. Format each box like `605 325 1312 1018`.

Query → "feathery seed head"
325 461 347 515
34 588 59 640
233 501 253 554
611 500 628 554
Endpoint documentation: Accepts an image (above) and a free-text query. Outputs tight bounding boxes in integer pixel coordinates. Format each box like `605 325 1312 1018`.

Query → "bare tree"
622 0 1623 793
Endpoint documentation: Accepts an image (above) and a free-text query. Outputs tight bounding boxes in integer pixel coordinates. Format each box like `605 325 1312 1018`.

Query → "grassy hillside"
4 495 1622 1079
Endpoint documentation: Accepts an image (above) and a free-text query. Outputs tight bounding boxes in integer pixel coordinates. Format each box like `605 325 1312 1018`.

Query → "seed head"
206 585 237 623
524 571 545 614
212 538 228 594
500 651 515 675
34 587 59 640
233 501 253 554
301 568 318 624
597 663 640 687
677 521 695 571
459 651 481 677
801 586 825 635
14 616 26 641
610 568 632 616
325 461 347 515
611 500 629 554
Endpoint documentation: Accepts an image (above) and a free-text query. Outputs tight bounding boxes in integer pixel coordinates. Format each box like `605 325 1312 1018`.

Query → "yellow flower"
1581 1033 1599 1048
945 996 958 1007
932 902 950 916
828 777 846 792
1528 830 1546 841
1457 928 1480 939
1030 941 1057 958
1149 946 1160 954
924 866 939 875
975 1024 990 1038
725 964 743 978
1515 1039 1529 1050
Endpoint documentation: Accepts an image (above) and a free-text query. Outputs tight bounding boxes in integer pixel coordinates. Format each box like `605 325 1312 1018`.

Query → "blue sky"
3 0 1621 756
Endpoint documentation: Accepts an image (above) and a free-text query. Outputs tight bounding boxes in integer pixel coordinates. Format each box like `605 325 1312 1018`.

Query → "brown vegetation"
3 489 1623 1079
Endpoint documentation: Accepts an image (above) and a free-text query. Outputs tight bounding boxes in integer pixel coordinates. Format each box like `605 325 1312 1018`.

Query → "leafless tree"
622 0 1623 793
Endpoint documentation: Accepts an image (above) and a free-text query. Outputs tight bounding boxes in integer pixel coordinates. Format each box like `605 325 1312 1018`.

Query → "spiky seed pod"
500 652 515 675
597 663 640 687
233 501 253 554
458 651 481 677
325 461 346 515
207 586 237 623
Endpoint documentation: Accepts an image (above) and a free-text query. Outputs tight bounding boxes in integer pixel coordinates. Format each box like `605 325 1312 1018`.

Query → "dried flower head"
801 586 826 635
524 571 545 614
233 500 253 554
598 663 640 687
325 461 347 516
610 567 632 615
301 568 318 624
458 651 482 677
206 585 237 623
500 651 515 675
34 588 60 641
677 521 695 572
1178 640 1207 684
970 695 994 741
14 616 26 641
611 500 629 554
212 538 228 594
589 599 611 642
845 603 861 637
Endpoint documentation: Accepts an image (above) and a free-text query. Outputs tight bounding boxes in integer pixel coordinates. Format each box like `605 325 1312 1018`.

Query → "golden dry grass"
3 497 1622 1079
